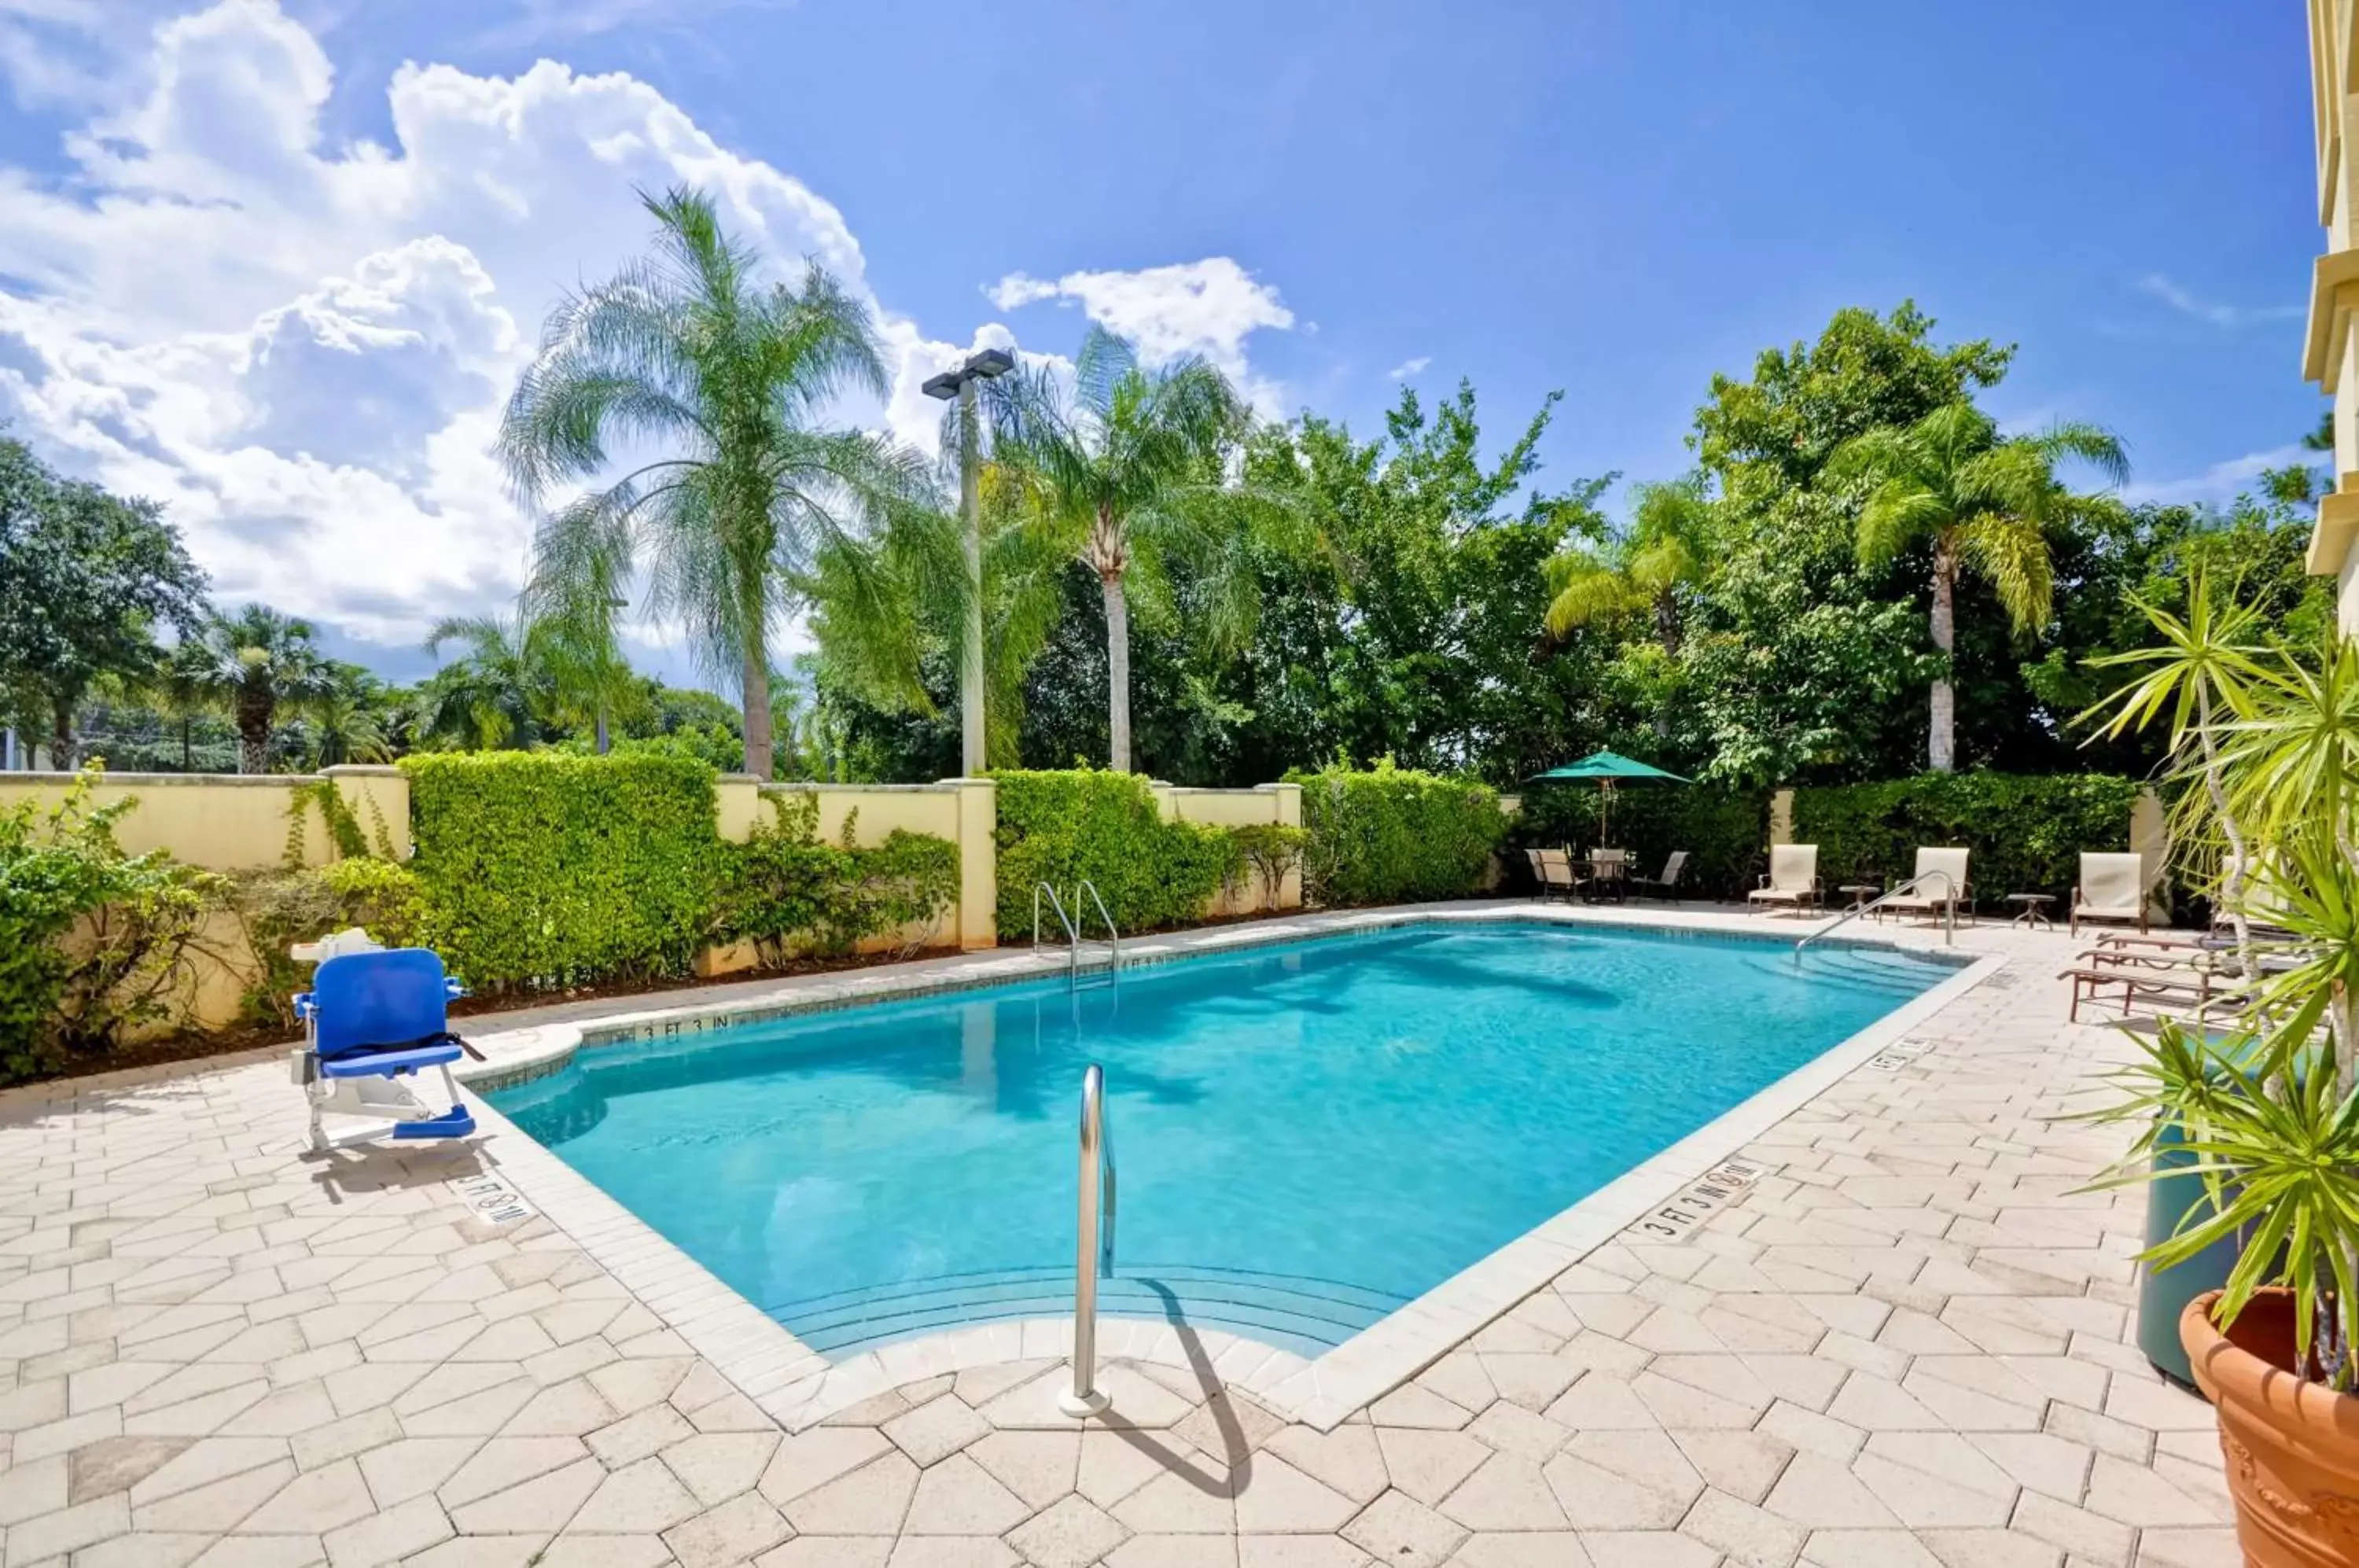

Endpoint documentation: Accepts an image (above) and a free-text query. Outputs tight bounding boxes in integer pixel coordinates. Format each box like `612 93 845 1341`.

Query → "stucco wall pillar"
944 776 999 950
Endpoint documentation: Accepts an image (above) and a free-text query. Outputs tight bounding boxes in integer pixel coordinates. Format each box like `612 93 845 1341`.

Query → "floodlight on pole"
924 347 1017 777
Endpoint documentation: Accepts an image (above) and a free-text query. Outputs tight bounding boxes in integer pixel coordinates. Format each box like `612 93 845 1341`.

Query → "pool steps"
771 1262 1410 1358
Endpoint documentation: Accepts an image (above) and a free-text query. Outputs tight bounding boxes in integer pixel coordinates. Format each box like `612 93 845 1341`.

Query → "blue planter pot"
2136 1117 2241 1389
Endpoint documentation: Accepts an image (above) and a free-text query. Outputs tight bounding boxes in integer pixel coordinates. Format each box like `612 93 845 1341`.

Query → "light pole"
594 595 630 756
923 347 1015 777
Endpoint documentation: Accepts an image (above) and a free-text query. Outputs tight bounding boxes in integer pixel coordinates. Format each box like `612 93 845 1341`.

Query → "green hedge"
1286 760 1505 906
1511 786 1769 900
1792 771 2143 905
991 770 1242 940
402 752 726 992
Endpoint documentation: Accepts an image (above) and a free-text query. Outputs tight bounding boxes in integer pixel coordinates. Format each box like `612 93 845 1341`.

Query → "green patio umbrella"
1524 749 1691 847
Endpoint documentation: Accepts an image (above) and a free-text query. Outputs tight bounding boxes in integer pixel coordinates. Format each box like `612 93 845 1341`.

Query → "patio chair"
1879 847 1974 926
1533 848 1582 902
2070 852 2150 937
1747 845 1820 916
1630 850 1689 900
292 948 478 1154
1583 848 1629 905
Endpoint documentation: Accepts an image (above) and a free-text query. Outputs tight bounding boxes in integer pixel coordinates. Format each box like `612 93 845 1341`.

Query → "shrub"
1231 823 1309 910
0 770 226 1083
1286 760 1506 907
1511 786 1769 899
712 793 959 963
1792 771 2144 904
402 752 725 993
235 858 427 1028
992 769 1242 940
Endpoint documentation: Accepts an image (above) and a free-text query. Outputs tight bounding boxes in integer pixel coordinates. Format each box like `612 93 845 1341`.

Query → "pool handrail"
1796 869 1957 955
1074 879 1121 977
1033 883 1082 980
1059 1062 1116 1417
1033 882 1121 986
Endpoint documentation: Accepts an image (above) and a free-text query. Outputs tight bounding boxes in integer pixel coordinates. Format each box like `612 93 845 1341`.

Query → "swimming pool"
489 920 1957 1359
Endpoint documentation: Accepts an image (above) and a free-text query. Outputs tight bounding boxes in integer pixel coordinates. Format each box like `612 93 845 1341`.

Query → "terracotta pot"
2181 1288 2359 1566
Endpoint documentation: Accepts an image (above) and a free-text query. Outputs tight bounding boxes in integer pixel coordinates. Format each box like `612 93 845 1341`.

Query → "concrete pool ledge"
454 899 2011 1435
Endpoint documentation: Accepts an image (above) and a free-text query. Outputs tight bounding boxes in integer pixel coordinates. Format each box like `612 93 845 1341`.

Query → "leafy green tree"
498 186 924 779
980 326 1271 772
1826 403 2127 771
0 439 206 766
1680 303 2023 782
189 606 332 775
1220 382 1608 784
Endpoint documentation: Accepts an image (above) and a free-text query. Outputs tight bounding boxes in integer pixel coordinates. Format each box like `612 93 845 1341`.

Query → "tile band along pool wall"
488 921 1961 1360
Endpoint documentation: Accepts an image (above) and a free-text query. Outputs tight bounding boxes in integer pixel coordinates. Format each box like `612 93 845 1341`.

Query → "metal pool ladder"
1060 1062 1117 1417
1032 881 1122 986
1794 869 1958 955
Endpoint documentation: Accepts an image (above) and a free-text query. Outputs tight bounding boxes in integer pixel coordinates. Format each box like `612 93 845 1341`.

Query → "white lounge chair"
1879 846 1973 925
2071 852 2150 936
1748 845 1820 915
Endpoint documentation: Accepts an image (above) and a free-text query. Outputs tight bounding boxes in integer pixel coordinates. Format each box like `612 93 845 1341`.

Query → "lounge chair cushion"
2076 852 2146 915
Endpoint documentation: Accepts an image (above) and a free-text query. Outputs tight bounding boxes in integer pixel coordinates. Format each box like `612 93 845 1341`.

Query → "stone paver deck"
0 903 2236 1566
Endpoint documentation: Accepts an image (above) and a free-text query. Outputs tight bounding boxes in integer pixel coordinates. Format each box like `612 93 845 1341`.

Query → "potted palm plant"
2081 589 2359 1566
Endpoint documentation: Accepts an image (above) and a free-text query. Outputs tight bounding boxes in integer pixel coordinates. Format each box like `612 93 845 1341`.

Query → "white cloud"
2122 443 2315 507
0 0 1136 657
1387 355 1430 381
986 256 1294 413
2136 274 2303 329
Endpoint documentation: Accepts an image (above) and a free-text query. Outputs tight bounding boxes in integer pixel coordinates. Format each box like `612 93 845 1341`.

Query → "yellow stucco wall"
0 768 412 1036
697 779 1001 974
1158 781 1305 916
2305 0 2359 628
7 765 1323 1029
0 766 408 870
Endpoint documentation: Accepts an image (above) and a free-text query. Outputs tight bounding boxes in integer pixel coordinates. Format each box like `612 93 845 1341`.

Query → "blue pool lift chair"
291 947 477 1154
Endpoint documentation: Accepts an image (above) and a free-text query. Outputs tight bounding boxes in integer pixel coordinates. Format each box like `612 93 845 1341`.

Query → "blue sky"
0 0 2320 683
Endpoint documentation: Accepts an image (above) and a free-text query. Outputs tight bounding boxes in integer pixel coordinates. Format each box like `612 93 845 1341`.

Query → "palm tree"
421 614 547 750
519 570 643 754
801 465 1073 769
147 639 218 772
305 665 392 768
191 605 332 775
1542 477 1713 655
1827 403 2127 771
979 326 1264 772
498 185 926 779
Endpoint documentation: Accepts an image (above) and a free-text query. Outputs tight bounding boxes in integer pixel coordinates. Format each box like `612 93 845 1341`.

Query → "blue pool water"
490 922 1953 1357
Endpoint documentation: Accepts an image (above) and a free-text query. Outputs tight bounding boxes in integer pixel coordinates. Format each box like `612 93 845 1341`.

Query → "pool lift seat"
290 944 477 1154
